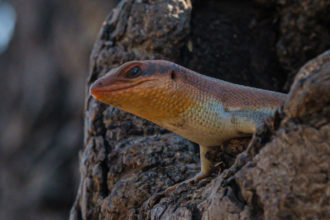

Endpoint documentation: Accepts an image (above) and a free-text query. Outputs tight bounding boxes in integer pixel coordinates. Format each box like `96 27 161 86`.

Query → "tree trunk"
70 0 330 219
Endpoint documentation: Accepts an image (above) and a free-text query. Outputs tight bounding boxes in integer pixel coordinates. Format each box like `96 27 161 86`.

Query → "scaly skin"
90 60 287 189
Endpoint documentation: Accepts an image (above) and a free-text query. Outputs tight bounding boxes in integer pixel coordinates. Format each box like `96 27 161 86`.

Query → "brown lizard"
90 60 287 190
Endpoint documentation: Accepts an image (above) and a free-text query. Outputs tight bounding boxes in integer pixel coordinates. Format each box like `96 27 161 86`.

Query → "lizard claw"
145 172 210 208
145 191 167 209
164 171 209 193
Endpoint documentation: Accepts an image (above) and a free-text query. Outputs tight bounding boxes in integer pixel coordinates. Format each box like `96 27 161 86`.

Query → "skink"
90 60 286 188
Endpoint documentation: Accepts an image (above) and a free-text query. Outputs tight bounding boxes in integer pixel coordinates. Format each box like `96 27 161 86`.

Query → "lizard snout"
90 80 105 98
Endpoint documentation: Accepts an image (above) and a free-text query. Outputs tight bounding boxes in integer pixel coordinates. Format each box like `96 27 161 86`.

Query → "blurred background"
0 0 118 219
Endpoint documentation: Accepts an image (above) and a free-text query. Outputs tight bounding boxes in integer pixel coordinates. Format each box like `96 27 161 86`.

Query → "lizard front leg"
164 145 214 193
145 145 215 208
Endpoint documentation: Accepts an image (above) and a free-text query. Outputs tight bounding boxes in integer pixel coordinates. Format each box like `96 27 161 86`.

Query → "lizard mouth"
90 79 152 97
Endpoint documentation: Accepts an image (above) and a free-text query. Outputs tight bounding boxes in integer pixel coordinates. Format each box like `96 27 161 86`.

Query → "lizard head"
90 60 194 124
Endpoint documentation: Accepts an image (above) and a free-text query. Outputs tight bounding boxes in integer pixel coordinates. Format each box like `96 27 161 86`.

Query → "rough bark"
202 50 330 220
71 0 330 219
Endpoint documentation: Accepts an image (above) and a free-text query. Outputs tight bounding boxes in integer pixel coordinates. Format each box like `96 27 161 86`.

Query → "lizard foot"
164 171 209 194
145 145 214 208
145 172 210 208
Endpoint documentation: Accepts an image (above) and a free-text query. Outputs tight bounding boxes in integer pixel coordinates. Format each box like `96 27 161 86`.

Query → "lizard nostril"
90 81 103 97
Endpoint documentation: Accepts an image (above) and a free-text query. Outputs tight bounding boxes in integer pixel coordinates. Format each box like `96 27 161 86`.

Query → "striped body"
90 60 286 147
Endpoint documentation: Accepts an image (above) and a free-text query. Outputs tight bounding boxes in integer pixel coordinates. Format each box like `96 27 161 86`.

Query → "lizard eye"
126 66 142 78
